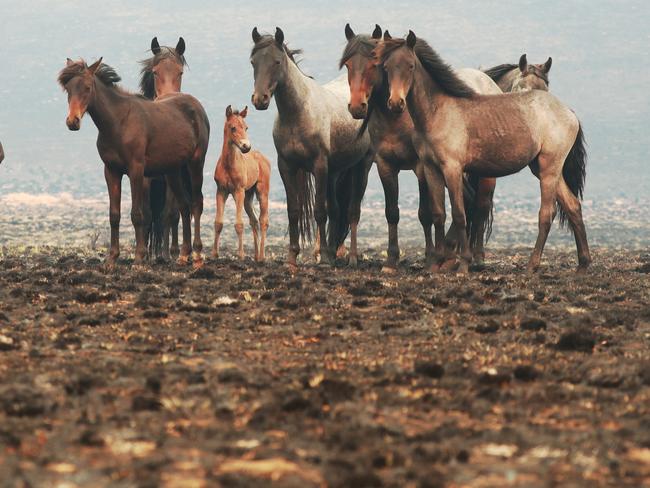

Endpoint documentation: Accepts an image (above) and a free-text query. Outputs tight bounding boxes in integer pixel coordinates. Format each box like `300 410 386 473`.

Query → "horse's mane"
379 37 475 98
251 34 311 78
58 60 122 88
139 47 187 100
482 63 517 83
339 35 377 68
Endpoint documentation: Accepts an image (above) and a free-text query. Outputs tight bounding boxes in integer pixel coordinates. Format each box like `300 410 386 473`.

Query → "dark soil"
1 246 649 487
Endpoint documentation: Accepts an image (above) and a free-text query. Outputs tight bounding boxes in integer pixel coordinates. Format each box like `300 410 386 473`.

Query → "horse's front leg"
233 188 246 260
471 177 496 267
415 163 434 267
104 166 122 269
314 160 331 265
187 162 205 267
165 171 192 265
128 162 147 265
439 161 471 273
422 163 447 271
348 154 372 267
278 157 300 269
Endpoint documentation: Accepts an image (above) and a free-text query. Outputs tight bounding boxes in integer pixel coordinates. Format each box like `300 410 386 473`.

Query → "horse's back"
456 68 502 95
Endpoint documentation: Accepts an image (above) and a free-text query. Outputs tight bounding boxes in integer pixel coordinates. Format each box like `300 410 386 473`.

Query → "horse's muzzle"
252 93 270 111
387 98 406 114
348 102 368 120
66 116 81 131
239 141 252 154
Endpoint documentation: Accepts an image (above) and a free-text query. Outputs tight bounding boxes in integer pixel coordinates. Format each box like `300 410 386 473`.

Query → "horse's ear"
543 56 552 73
519 54 528 73
372 24 382 39
151 37 161 55
406 30 417 49
383 30 392 40
176 37 186 56
275 27 285 46
240 106 248 118
88 57 102 75
252 27 262 44
66 58 74 66
226 105 233 118
345 23 355 41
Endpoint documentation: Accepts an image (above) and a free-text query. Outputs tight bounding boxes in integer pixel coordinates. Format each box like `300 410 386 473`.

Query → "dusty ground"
0 243 649 487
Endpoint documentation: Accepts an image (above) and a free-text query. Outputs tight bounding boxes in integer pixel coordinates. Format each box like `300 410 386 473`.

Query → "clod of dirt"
79 429 104 447
131 395 162 412
475 320 500 334
520 318 547 331
145 376 162 394
556 328 596 353
65 375 103 396
513 365 541 382
217 368 247 384
414 361 445 379
282 393 313 412
477 369 511 386
430 295 449 307
0 385 52 417
318 378 356 403
75 289 117 304
586 370 624 388
635 263 650 273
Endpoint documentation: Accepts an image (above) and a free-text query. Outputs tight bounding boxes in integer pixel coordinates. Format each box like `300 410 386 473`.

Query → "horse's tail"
327 168 352 252
558 122 587 227
148 176 167 258
464 173 494 248
295 168 315 245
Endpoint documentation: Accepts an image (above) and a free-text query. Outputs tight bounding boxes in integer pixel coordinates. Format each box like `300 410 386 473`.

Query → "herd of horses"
50 24 591 274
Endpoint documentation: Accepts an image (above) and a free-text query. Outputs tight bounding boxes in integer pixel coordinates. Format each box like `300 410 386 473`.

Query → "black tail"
148 176 167 258
327 168 353 251
558 123 587 228
295 168 315 245
463 173 494 249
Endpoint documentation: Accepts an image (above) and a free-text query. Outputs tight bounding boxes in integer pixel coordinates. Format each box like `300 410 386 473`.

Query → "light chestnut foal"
213 105 271 261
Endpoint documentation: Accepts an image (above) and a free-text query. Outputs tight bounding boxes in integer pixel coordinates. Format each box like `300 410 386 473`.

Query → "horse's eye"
275 60 281 65
231 127 237 133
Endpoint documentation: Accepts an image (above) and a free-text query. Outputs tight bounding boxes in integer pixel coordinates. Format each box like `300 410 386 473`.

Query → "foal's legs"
129 163 147 265
376 157 400 270
212 187 228 259
244 189 260 260
104 166 122 268
278 157 300 268
165 171 192 265
347 154 373 267
233 188 246 260
555 179 592 271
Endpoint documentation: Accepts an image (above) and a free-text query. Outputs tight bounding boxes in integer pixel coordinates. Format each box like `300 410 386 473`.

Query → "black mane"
339 35 377 68
58 60 122 88
482 63 517 83
251 34 310 77
139 46 187 100
380 37 475 99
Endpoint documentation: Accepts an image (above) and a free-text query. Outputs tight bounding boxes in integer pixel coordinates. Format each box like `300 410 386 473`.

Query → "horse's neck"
88 80 131 134
500 70 519 92
275 60 314 121
406 64 449 132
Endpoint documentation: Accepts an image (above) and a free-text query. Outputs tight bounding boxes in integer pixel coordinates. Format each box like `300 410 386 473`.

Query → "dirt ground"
1 244 649 487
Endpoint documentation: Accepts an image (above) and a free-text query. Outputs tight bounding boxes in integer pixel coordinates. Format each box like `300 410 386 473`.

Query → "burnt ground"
0 245 650 487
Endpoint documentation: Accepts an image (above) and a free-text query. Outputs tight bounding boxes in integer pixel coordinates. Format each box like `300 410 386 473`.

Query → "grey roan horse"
484 54 552 92
250 27 374 268
377 32 590 273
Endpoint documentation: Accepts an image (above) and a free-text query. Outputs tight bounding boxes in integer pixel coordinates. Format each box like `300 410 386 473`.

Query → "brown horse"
341 24 500 270
212 105 271 261
58 59 210 268
377 32 590 273
484 54 552 92
139 37 188 261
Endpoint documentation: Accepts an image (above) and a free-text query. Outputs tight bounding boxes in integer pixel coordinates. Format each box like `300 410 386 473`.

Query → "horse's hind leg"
256 186 270 263
128 163 147 265
347 154 372 267
377 157 400 270
187 161 205 267
142 177 152 261
165 171 192 265
278 157 301 268
422 163 447 271
244 189 260 260
439 161 472 273
556 179 591 272
415 164 434 267
527 157 562 274
471 177 496 267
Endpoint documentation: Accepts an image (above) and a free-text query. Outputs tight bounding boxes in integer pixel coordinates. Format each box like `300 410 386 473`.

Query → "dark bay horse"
377 32 590 273
58 59 210 268
341 25 501 270
484 54 552 92
250 27 374 269
139 37 188 261
213 105 271 261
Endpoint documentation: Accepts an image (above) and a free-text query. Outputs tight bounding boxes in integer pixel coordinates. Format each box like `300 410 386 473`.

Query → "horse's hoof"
430 262 442 273
349 256 358 267
456 261 470 274
381 265 397 274
526 265 539 275
286 262 299 274
440 258 458 273
177 255 191 266
210 250 219 259
576 265 589 275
